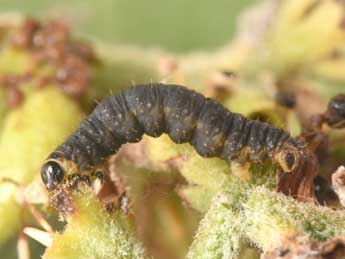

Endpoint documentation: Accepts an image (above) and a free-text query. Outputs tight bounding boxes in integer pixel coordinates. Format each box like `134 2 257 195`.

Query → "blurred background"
0 0 254 52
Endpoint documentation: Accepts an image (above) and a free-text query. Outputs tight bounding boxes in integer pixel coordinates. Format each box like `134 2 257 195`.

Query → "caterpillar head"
274 142 304 173
41 158 104 192
41 160 65 191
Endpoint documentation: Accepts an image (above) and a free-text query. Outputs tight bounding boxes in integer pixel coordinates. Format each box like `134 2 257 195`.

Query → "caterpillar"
41 83 305 192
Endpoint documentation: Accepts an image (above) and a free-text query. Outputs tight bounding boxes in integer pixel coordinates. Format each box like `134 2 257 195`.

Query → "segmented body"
48 84 303 172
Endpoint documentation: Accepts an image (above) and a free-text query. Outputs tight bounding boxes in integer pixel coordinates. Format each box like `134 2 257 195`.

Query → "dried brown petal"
11 17 40 48
275 90 296 109
314 175 339 207
6 87 23 109
158 55 178 77
324 94 345 129
295 88 326 128
331 166 345 207
68 41 98 62
9 18 95 99
206 71 234 101
262 235 321 259
263 235 345 259
50 187 75 216
55 56 90 97
321 237 345 259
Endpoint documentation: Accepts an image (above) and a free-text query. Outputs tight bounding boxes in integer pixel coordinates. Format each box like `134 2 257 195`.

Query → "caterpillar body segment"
41 83 304 191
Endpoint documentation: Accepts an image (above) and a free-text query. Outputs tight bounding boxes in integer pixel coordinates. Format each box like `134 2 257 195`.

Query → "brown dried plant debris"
277 148 318 202
101 165 132 214
331 166 345 207
262 235 345 259
314 175 339 207
274 89 296 109
5 85 23 108
111 137 188 173
50 187 75 217
49 169 132 218
295 88 326 128
324 94 345 129
206 70 235 101
321 237 345 259
262 235 320 259
304 94 345 131
9 17 96 98
0 74 32 108
277 93 345 203
158 55 178 78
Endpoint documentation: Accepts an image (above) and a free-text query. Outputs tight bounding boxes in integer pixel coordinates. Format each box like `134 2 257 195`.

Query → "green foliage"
0 87 83 183
90 44 160 100
187 194 253 259
0 185 21 245
263 0 345 75
43 189 148 259
238 185 345 249
0 47 32 75
0 87 83 243
188 181 345 257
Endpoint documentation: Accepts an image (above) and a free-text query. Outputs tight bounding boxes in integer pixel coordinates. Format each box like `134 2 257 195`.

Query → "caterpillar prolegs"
41 83 305 191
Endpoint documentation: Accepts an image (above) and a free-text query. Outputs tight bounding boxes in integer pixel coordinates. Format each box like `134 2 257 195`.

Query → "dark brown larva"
41 83 305 191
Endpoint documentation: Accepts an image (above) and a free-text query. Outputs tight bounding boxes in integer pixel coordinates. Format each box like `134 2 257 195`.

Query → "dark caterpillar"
41 83 305 191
